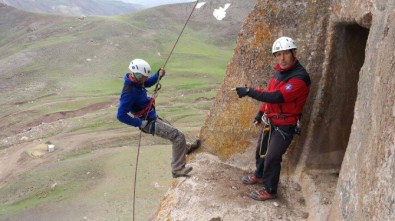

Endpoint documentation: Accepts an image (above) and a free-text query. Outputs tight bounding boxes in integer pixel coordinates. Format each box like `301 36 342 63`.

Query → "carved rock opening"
309 23 369 171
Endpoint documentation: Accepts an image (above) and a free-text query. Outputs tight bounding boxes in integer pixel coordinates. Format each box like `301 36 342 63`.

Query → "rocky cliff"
155 0 395 220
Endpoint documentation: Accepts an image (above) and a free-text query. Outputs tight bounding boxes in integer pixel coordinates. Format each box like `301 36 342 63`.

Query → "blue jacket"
116 71 160 127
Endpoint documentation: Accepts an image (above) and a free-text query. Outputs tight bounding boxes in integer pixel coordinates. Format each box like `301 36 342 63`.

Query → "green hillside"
0 3 237 140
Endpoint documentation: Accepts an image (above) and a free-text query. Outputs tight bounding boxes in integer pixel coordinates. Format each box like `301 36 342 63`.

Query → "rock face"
156 0 395 220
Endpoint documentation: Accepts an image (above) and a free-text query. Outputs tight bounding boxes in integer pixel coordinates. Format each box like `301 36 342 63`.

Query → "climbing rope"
152 0 200 97
132 1 200 220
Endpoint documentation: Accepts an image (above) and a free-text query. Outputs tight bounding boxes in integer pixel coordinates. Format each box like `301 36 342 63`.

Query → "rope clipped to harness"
132 1 200 221
259 114 271 158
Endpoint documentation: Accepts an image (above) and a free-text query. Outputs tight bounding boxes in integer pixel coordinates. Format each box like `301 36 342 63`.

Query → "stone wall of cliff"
200 0 394 220
327 0 395 220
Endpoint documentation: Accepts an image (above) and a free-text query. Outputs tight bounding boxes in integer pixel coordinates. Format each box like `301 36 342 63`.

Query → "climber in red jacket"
236 36 311 201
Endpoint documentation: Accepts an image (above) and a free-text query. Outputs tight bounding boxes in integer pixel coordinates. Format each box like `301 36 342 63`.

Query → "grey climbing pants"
141 118 187 172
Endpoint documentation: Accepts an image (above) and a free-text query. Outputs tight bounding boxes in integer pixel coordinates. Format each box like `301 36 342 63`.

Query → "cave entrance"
298 23 370 216
311 23 369 171
306 23 369 191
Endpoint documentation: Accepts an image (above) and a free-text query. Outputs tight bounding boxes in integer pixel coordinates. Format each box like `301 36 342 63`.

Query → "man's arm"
248 89 284 103
236 87 284 103
144 71 160 88
116 94 143 127
236 78 308 103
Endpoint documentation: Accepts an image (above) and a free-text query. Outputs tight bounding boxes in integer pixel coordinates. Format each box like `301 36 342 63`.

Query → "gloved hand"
139 120 156 135
140 120 148 129
236 87 250 98
159 68 166 79
254 111 264 125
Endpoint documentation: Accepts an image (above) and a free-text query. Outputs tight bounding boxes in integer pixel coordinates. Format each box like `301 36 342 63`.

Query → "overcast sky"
119 0 196 7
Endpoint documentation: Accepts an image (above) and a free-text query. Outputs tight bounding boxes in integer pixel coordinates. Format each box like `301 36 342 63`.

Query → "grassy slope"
0 2 238 220
0 4 235 137
0 145 173 220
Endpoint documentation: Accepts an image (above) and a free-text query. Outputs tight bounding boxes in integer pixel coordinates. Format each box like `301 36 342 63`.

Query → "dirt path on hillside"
0 127 130 187
0 119 193 221
0 100 116 138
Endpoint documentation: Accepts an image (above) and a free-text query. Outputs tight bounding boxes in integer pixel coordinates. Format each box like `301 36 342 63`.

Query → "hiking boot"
187 139 201 154
242 175 264 185
172 166 193 178
250 190 276 201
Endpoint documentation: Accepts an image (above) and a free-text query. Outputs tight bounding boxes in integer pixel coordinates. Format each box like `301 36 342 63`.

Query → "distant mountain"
0 0 144 16
119 0 195 7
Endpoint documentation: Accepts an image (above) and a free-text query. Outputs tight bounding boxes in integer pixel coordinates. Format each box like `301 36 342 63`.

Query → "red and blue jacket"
248 60 311 125
116 71 160 127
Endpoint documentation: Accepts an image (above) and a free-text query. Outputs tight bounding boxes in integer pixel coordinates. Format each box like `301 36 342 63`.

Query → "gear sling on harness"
133 97 155 118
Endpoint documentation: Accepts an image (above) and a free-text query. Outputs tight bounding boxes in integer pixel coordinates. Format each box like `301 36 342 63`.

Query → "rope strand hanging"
132 1 200 220
152 0 200 97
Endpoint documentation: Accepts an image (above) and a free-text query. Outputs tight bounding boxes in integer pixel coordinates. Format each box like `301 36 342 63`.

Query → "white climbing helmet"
272 37 297 54
128 59 151 76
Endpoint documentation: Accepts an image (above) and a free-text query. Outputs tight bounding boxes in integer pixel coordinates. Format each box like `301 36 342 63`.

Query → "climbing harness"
132 97 155 118
258 117 301 158
132 1 200 221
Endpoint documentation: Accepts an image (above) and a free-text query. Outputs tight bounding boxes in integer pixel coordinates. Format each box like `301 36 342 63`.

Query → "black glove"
254 111 264 124
236 87 251 98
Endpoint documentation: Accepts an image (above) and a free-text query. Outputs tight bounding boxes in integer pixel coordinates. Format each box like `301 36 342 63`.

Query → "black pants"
254 125 295 194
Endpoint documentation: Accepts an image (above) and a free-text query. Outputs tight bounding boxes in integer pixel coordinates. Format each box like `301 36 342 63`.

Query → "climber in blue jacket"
117 58 200 178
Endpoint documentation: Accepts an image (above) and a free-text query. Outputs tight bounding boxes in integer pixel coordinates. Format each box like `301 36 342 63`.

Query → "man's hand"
140 120 148 129
254 111 264 126
159 68 166 79
236 87 250 98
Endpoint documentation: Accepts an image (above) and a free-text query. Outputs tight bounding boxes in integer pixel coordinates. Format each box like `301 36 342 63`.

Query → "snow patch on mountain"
213 3 231 20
